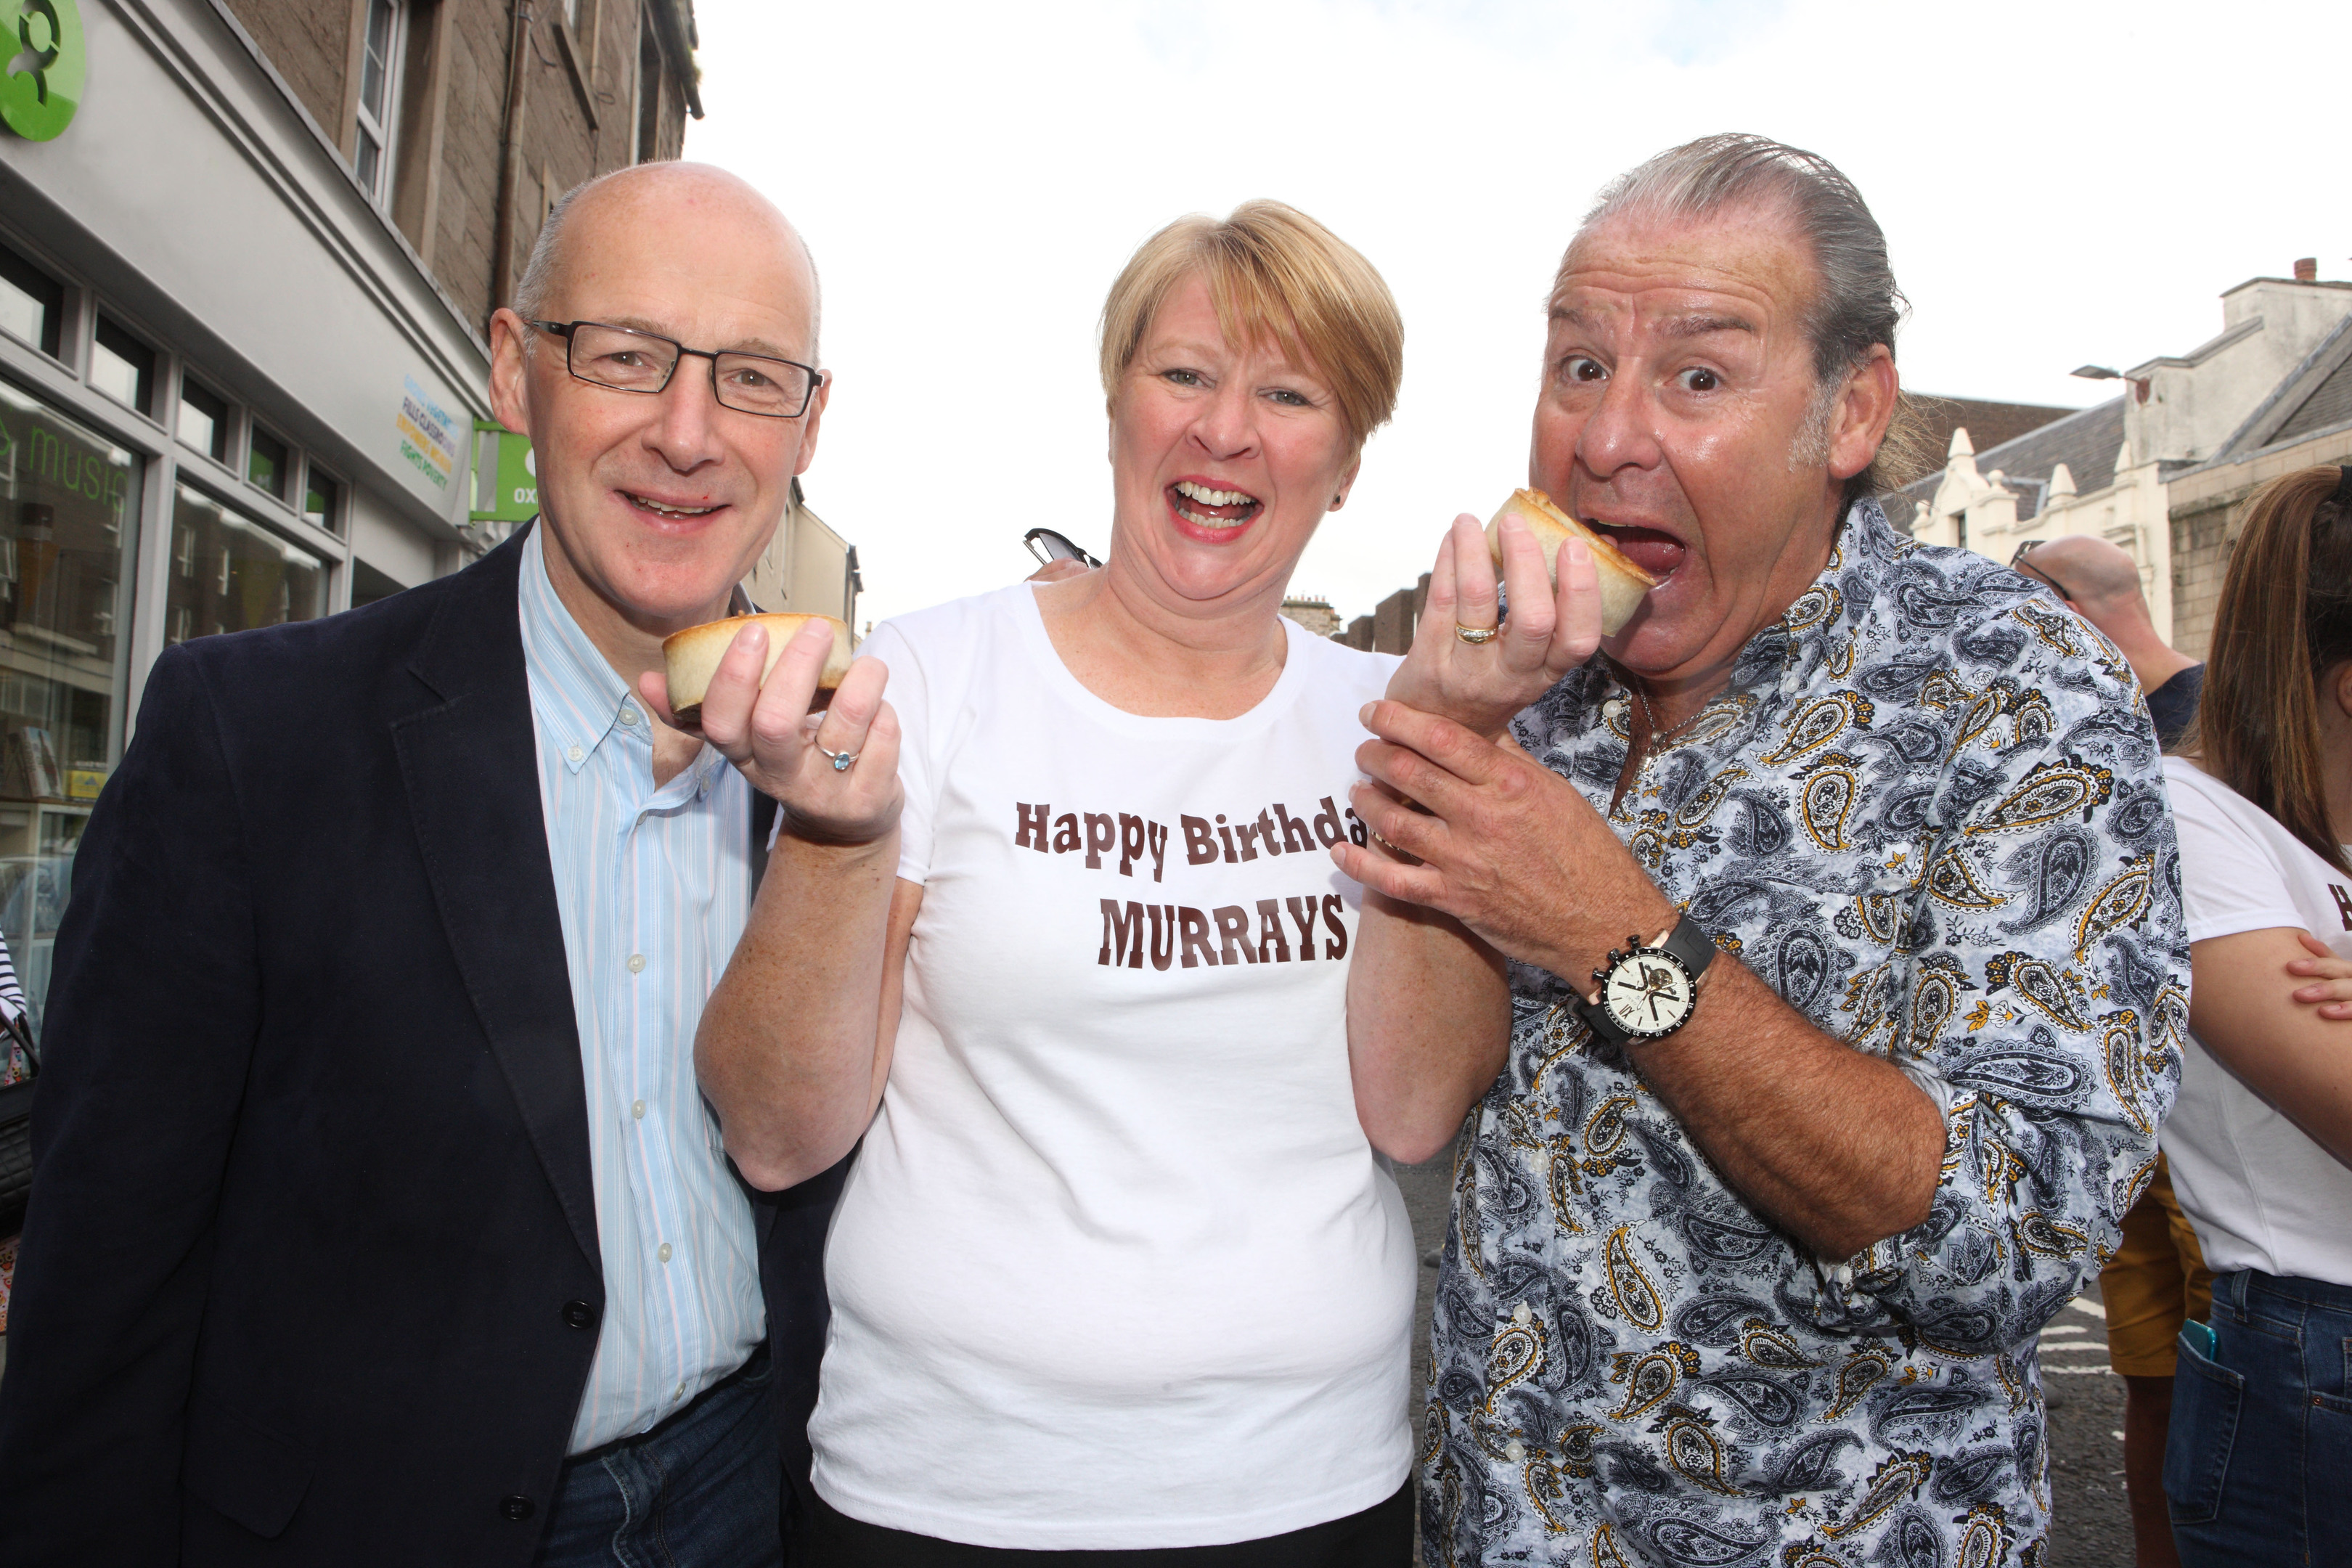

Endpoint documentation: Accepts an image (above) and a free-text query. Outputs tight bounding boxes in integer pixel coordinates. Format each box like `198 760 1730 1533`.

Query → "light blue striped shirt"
518 527 765 1455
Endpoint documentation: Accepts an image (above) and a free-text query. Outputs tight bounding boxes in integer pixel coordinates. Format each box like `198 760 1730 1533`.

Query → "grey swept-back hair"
513 167 824 364
1567 133 1929 507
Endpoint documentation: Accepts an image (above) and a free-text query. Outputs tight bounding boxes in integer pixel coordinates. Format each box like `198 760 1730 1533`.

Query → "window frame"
0 241 66 362
351 0 407 205
89 316 159 422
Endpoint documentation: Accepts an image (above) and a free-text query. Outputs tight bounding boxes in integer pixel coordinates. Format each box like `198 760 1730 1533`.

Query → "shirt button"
674 1381 687 1400
658 1242 673 1263
626 953 646 973
632 1099 646 1119
566 745 584 764
619 706 640 726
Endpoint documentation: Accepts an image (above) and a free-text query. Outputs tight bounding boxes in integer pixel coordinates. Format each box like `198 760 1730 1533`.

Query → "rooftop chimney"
2295 257 2319 282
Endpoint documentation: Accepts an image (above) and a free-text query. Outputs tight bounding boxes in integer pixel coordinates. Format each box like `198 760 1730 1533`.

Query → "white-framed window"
351 0 406 202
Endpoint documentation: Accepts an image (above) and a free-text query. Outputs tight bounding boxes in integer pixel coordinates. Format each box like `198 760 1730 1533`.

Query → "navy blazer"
0 532 844 1564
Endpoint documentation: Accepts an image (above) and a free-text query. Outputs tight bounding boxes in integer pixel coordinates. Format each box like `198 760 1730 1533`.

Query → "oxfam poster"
0 0 83 142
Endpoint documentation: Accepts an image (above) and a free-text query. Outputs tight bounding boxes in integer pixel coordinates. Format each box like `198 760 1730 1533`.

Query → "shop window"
166 486 326 647
351 558 404 610
304 466 345 536
0 243 63 359
90 318 156 417
248 426 290 500
0 381 144 1032
179 380 229 464
352 0 406 202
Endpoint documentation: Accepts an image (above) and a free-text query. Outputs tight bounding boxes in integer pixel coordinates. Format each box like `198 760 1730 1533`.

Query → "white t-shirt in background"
808 584 1416 1549
2160 756 2352 1287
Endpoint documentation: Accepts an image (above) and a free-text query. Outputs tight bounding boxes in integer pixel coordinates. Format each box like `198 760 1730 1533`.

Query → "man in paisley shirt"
1339 134 2185 1567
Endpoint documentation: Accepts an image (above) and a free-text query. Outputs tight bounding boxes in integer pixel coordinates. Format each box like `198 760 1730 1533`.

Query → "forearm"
1629 959 1943 1259
2192 928 2352 1172
698 830 900 1189
1347 889 1511 1163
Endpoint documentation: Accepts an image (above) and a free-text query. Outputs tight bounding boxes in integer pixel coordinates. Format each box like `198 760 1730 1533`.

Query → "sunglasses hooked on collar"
2009 541 2078 603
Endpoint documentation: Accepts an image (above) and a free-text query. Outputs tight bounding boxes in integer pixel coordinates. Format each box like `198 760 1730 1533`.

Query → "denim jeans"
2164 1267 2352 1567
534 1348 784 1568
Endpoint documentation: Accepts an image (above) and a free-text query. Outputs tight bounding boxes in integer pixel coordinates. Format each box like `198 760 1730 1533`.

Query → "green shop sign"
0 0 84 142
471 420 538 524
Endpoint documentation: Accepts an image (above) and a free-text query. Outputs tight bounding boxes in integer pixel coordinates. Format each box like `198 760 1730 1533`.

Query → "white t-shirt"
2160 756 2352 1286
808 584 1417 1549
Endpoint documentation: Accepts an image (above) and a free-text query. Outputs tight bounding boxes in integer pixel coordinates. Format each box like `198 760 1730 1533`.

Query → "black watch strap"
1659 912 1717 984
1578 914 1715 1046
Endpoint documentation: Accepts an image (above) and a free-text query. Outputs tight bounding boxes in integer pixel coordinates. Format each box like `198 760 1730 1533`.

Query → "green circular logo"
1 0 85 142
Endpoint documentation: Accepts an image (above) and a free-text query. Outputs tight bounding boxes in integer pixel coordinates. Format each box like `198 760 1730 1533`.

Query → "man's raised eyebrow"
1656 313 1756 340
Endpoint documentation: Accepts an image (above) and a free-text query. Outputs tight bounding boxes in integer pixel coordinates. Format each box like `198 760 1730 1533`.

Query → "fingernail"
1360 702 1377 726
1567 540 1591 563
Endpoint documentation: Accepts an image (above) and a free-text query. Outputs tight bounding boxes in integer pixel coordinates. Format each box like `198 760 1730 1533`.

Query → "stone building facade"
221 0 702 333
1898 260 2352 656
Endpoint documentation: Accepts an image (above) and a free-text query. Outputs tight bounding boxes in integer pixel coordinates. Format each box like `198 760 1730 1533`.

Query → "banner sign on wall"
0 0 84 142
470 421 537 524
396 375 458 493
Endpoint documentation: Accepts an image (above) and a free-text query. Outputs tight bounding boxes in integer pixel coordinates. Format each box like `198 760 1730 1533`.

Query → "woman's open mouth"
1585 520 1688 581
1166 479 1262 539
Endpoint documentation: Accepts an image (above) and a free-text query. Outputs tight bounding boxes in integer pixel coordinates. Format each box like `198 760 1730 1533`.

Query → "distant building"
1905 394 2076 465
1336 574 1429 654
1898 258 2352 655
1279 595 1341 638
743 479 862 632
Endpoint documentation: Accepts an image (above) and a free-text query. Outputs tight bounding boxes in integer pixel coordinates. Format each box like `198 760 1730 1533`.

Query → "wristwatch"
1578 915 1717 1047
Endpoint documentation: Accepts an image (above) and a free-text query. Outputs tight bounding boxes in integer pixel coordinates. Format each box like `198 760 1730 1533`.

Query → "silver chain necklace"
1633 682 1712 754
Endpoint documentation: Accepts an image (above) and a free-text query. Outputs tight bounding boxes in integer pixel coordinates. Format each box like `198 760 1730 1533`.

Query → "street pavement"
1393 1147 2138 1567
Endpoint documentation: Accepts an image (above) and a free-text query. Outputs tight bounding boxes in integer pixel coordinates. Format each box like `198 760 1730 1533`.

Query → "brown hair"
2189 465 2352 875
1098 200 1402 454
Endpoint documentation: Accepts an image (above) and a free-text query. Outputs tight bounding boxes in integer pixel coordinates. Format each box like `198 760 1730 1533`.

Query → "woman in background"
2157 462 2352 1565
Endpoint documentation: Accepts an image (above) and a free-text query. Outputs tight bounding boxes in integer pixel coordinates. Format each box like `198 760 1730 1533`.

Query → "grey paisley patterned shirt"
1422 502 2186 1568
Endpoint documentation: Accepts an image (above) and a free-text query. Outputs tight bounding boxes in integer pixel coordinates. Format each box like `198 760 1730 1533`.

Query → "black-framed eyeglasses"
2009 540 2075 603
529 320 823 419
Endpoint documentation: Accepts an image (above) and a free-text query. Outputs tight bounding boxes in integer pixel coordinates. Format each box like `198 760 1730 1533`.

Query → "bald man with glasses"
0 163 844 1568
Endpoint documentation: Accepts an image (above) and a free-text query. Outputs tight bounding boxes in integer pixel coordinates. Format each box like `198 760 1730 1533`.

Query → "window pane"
361 0 393 116
351 558 403 609
167 486 326 647
354 126 381 191
304 469 343 536
0 243 64 359
179 382 229 462
0 381 144 1036
248 428 288 499
91 318 156 416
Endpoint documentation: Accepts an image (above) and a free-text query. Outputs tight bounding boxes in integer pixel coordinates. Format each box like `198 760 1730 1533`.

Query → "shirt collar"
519 526 645 775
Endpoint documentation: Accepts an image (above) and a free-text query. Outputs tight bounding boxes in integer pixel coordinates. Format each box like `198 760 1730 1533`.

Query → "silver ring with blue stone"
818 746 857 773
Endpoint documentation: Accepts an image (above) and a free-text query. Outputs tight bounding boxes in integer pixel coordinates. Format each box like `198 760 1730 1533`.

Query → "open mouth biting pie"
1484 488 1665 635
1167 479 1262 531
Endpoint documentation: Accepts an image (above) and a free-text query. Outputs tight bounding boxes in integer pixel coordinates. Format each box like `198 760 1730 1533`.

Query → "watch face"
1601 949 1696 1038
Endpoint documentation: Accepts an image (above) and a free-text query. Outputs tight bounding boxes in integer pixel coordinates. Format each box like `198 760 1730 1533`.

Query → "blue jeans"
2164 1267 2352 1567
534 1348 784 1568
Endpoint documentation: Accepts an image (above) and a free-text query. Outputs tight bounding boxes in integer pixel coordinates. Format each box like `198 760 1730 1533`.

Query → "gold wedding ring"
1455 622 1500 645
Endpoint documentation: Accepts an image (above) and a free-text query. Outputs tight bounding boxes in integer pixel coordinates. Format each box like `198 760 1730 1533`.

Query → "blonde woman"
679 203 1504 1563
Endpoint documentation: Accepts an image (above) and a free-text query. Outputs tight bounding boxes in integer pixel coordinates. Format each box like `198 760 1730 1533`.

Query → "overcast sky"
687 0 2352 630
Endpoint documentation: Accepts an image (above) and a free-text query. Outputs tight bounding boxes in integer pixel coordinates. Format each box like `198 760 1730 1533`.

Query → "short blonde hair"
1098 200 1402 453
